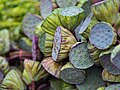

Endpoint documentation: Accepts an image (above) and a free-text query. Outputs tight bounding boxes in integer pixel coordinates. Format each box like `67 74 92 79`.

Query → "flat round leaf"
105 84 120 90
76 66 106 90
50 77 75 90
100 54 120 75
60 68 85 84
89 22 116 49
69 42 94 69
56 0 77 8
22 13 42 39
40 0 53 19
111 45 120 69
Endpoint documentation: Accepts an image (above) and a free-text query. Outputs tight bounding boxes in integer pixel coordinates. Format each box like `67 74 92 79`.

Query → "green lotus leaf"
76 66 106 90
0 56 10 75
41 57 63 78
23 59 48 85
69 42 94 69
52 26 76 62
89 22 117 50
38 33 54 57
59 6 85 31
105 84 120 90
40 0 53 19
18 37 32 52
50 77 76 90
111 45 120 69
41 8 63 35
0 29 10 55
91 0 119 25
22 13 42 39
102 69 120 82
41 6 84 35
60 62 85 84
0 70 26 90
56 0 77 8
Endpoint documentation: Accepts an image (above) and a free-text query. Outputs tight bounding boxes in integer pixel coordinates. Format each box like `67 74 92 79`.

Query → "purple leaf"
32 35 41 61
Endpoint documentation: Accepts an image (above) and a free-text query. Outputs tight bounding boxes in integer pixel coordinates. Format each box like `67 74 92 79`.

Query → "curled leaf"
102 69 120 82
41 57 63 78
0 70 26 90
23 59 48 85
52 26 76 62
0 56 9 75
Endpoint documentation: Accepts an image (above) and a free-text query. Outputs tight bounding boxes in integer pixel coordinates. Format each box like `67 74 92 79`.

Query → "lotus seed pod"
76 66 106 90
91 0 119 25
41 57 63 78
105 84 120 90
0 29 10 55
41 8 63 35
39 33 54 57
40 0 53 19
100 48 120 75
0 57 10 75
97 87 105 90
89 22 117 50
59 6 85 31
22 13 42 39
18 37 32 52
52 26 77 62
60 62 85 84
0 70 26 90
111 45 120 69
50 77 75 90
23 59 48 85
56 0 77 8
69 42 94 69
102 69 120 82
